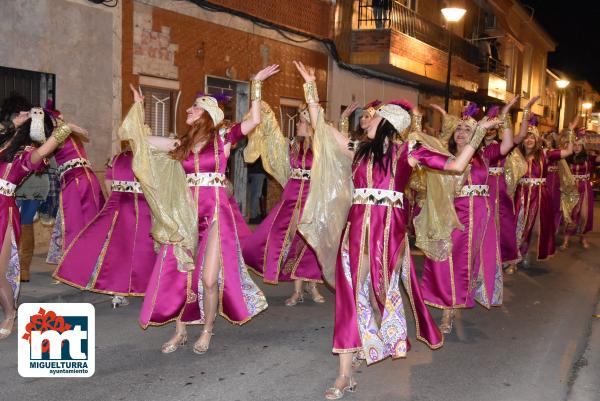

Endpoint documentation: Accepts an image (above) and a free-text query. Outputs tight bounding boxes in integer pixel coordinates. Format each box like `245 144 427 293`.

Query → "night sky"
522 0 599 91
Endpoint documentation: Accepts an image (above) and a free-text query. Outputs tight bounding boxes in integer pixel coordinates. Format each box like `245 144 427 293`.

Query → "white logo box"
18 303 95 378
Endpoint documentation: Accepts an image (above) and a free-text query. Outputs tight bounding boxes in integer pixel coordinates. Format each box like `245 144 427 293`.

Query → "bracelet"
339 117 349 134
468 124 487 149
411 114 423 133
250 80 262 102
303 81 319 105
499 113 512 130
522 108 531 122
566 128 575 143
51 122 72 144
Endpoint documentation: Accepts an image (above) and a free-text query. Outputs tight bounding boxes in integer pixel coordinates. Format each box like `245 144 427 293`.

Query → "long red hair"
169 112 217 161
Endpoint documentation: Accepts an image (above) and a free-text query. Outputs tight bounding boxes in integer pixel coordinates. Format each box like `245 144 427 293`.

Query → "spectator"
372 0 392 29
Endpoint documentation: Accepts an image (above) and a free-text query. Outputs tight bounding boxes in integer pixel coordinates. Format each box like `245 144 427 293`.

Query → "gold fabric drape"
504 148 528 196
558 159 579 225
118 102 198 270
298 107 353 287
440 114 460 144
408 131 464 261
243 101 290 188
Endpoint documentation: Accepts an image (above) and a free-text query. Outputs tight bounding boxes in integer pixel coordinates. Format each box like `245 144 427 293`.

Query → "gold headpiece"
376 104 411 134
194 96 224 126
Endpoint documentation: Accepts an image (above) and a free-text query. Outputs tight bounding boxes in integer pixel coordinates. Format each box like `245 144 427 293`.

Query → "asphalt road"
1 210 598 401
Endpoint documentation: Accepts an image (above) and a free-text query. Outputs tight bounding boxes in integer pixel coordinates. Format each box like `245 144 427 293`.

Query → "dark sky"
522 0 599 91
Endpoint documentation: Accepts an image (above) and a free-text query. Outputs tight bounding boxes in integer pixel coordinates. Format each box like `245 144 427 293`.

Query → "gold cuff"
303 81 319 105
500 114 512 130
522 108 531 122
51 122 72 144
339 117 349 134
411 114 423 133
250 80 262 102
566 128 575 143
469 124 487 149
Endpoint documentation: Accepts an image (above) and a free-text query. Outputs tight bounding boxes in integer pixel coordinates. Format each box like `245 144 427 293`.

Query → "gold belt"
186 172 227 187
519 177 546 186
0 178 16 197
290 168 311 180
547 166 559 173
352 188 404 209
57 157 91 177
488 167 504 176
111 180 142 193
457 184 489 197
573 174 590 181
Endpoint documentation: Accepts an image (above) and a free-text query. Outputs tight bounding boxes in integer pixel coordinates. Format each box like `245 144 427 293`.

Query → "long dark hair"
0 112 54 163
567 146 587 165
353 118 396 173
518 133 542 163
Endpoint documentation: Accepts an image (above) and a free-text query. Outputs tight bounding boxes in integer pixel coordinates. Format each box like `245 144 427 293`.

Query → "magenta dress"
487 143 521 265
546 160 562 232
46 137 105 264
53 151 155 295
0 148 45 302
333 142 444 365
139 124 267 327
422 145 503 310
243 142 322 284
514 149 562 261
565 156 595 235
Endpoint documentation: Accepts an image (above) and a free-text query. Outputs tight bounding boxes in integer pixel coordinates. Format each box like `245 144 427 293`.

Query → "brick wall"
207 0 333 39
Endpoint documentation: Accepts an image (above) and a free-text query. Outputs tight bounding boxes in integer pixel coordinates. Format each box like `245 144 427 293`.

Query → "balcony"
351 0 481 93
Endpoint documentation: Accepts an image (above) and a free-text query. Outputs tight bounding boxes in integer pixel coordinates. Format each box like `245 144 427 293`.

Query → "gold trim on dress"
186 172 227 188
488 167 504 176
457 184 490 197
0 178 16 196
57 157 91 177
518 177 546 186
352 188 404 209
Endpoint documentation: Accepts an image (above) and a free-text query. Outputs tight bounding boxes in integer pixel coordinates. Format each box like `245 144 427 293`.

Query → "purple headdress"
195 92 232 105
462 102 480 119
387 99 413 113
528 114 539 127
43 99 61 119
486 105 500 119
364 99 382 109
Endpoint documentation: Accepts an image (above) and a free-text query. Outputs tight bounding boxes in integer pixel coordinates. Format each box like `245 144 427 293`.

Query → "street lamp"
442 7 466 112
582 102 592 129
555 79 570 130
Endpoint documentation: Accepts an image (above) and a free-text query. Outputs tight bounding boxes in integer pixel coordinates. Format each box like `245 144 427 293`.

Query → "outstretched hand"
568 115 580 131
428 104 446 116
524 95 540 110
501 95 520 115
479 117 499 130
129 83 144 103
293 60 316 83
254 64 280 82
342 102 360 118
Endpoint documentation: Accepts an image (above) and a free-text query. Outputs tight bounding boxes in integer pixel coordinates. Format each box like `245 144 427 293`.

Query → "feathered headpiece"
486 105 500 119
195 92 232 105
440 102 480 144
461 102 480 131
575 128 586 144
527 114 539 137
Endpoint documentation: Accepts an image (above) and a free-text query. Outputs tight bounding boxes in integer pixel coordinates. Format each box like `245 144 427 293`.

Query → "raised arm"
514 95 540 146
560 116 578 159
442 118 500 172
339 101 359 135
498 95 520 155
30 123 73 164
240 64 280 135
294 60 353 158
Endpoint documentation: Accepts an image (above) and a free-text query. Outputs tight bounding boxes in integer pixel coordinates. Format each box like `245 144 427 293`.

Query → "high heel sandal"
0 313 16 341
193 329 214 355
111 295 129 309
325 374 357 400
581 238 590 249
439 309 455 334
285 290 304 306
161 332 187 354
305 283 326 304
505 264 517 275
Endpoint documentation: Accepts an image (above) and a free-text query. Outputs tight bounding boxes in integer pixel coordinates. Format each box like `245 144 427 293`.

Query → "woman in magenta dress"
120 65 279 355
243 104 325 306
561 130 600 249
421 100 519 334
293 61 489 399
53 149 155 307
46 110 105 264
515 115 575 264
543 133 563 233
0 108 74 340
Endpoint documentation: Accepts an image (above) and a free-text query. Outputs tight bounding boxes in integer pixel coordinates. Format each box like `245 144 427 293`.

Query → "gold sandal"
0 313 16 341
193 329 214 355
325 374 357 400
285 290 304 306
440 309 455 334
161 332 187 354
305 283 326 303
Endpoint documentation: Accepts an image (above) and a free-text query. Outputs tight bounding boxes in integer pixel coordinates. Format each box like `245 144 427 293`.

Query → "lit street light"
583 102 593 129
442 7 466 112
555 79 570 129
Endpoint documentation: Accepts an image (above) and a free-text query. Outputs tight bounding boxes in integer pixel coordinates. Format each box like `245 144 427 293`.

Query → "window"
280 98 302 139
140 86 177 137
0 66 55 108
205 76 249 123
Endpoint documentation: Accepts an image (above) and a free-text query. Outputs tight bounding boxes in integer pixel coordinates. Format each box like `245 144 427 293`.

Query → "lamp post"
556 79 570 130
442 7 466 112
582 102 592 130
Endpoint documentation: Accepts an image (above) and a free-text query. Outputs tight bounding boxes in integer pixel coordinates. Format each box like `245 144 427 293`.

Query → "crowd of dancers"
0 60 597 399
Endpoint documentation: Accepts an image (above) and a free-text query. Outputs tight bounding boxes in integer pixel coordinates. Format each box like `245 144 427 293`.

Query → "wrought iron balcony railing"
356 0 481 66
